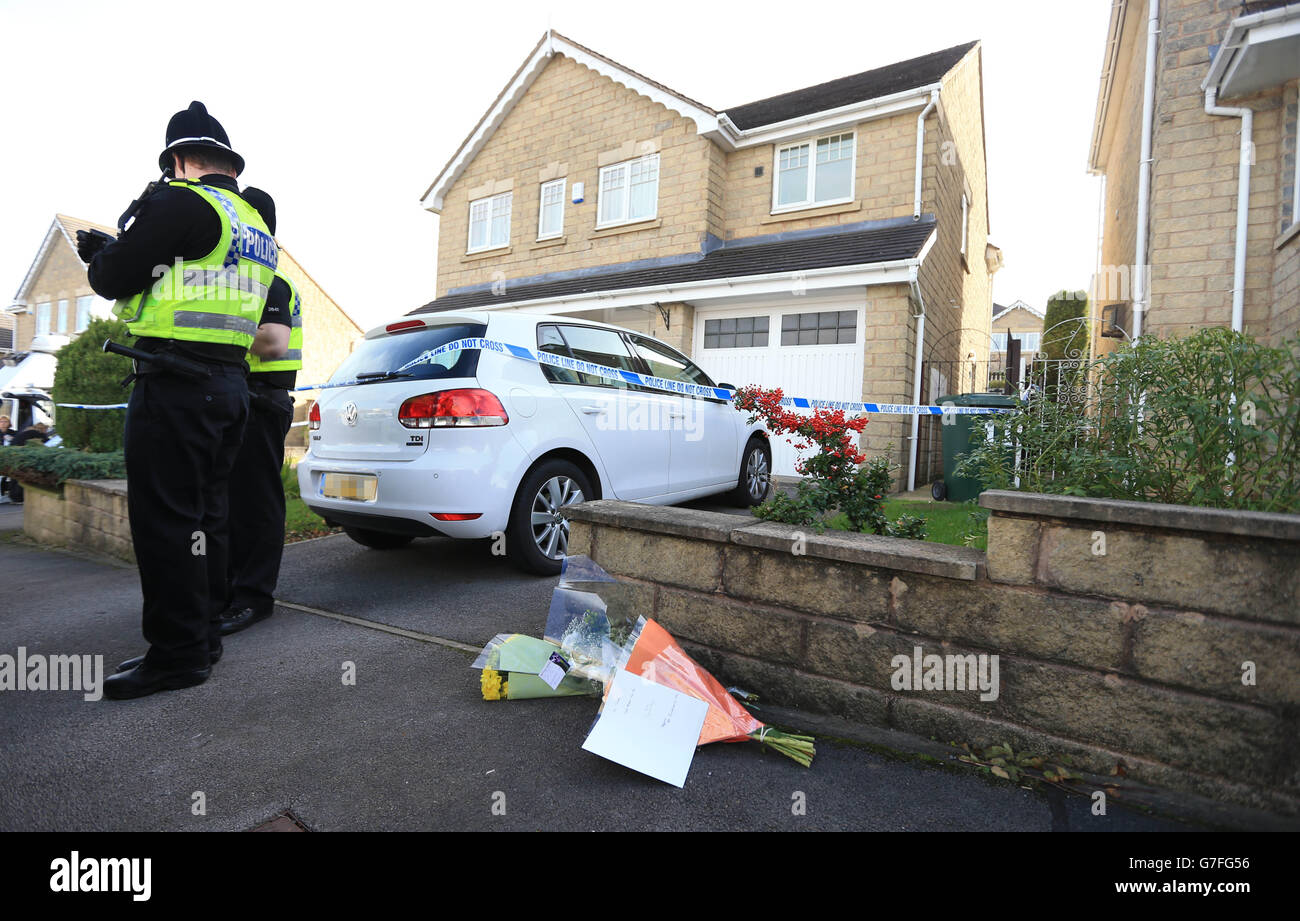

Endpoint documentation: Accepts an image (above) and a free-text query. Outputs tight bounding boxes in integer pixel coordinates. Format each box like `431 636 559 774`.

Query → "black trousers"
125 367 248 671
226 385 294 616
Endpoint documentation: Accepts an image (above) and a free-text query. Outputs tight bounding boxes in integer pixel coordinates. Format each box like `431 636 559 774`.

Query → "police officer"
217 187 301 636
78 101 280 699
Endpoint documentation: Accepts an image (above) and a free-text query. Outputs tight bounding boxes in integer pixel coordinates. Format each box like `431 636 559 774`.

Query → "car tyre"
727 437 772 507
343 526 414 550
931 480 947 501
507 459 593 576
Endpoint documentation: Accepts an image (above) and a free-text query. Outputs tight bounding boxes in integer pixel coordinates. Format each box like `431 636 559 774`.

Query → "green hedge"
0 447 126 491
52 318 134 453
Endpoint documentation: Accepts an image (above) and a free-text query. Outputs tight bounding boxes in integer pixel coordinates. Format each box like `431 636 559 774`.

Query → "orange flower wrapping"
621 619 763 745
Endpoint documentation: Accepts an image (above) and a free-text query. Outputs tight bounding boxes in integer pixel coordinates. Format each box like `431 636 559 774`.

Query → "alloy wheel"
746 448 770 501
530 475 585 559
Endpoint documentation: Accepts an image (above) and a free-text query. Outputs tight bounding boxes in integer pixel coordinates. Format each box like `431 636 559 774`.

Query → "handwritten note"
581 667 708 787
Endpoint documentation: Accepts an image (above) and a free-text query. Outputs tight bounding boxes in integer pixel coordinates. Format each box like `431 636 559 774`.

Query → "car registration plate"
322 473 377 501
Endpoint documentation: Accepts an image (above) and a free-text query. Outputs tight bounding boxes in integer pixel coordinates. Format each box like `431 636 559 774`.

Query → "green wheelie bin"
930 392 1016 502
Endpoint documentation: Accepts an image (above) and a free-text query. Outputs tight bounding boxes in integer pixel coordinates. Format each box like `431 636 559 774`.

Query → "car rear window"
329 323 487 385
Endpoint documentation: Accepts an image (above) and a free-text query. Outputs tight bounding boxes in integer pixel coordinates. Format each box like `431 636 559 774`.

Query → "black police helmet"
158 101 246 176
241 187 276 236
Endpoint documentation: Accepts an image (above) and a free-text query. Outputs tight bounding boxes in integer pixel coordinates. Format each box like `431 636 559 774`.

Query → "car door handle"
580 405 606 414
668 411 686 419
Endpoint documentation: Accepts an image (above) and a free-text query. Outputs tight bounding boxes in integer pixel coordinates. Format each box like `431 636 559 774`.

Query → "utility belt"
104 339 247 385
248 377 291 413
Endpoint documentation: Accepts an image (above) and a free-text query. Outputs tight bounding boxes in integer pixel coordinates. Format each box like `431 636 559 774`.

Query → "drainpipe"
907 264 926 493
1204 86 1252 332
913 90 939 220
1132 0 1159 341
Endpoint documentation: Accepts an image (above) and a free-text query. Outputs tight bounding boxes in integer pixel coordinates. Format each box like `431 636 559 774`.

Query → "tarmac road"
0 519 1195 832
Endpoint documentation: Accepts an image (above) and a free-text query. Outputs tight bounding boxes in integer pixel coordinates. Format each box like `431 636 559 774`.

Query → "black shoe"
117 646 222 673
102 662 211 700
217 606 272 636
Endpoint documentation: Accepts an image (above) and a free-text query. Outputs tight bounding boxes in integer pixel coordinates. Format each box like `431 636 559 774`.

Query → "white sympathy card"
582 667 709 788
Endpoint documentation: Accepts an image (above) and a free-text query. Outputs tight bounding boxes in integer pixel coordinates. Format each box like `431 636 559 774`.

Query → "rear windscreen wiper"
354 370 415 383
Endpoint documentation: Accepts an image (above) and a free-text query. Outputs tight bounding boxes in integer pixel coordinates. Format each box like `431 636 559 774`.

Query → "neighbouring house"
5 213 364 444
989 299 1045 385
1088 0 1300 353
412 32 1000 489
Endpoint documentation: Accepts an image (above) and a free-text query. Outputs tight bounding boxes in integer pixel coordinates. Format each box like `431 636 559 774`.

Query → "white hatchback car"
299 311 771 574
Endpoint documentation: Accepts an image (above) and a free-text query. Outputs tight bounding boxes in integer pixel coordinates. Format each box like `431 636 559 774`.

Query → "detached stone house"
989 299 1046 385
413 32 999 488
1089 0 1300 351
7 215 119 352
6 213 364 441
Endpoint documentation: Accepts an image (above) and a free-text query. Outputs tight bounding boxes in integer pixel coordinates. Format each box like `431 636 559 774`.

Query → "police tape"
54 337 1008 417
291 336 1010 417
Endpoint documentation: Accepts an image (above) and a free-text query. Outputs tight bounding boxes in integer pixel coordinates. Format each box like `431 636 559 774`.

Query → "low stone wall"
22 479 133 564
564 492 1300 817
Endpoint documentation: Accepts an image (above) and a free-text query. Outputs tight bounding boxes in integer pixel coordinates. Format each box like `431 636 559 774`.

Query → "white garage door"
691 297 865 477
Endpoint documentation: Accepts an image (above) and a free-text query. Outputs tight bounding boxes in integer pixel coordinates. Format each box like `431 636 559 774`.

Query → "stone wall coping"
65 479 129 497
564 500 983 581
979 490 1300 542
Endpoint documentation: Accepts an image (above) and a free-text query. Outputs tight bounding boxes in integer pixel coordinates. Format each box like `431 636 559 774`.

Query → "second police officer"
218 187 303 637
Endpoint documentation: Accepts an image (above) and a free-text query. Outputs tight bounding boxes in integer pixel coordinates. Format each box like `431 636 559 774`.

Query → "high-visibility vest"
113 181 276 349
248 268 303 374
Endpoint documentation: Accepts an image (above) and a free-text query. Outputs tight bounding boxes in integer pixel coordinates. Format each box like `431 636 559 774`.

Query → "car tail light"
430 512 482 521
308 401 321 430
399 389 509 428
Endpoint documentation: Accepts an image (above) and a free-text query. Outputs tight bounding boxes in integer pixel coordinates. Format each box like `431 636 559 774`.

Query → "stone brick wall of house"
914 45 994 391
1100 0 1299 350
1094 0 1148 355
276 252 362 445
17 239 97 350
435 54 716 297
720 110 918 240
1271 81 1299 343
859 283 916 479
564 495 1300 819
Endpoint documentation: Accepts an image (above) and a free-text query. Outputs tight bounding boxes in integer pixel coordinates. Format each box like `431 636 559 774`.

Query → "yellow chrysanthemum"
480 667 508 701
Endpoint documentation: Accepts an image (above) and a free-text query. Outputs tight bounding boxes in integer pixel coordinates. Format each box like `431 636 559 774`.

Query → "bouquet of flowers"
471 633 600 701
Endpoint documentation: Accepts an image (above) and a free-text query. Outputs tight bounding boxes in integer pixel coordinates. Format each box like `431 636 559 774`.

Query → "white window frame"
76 295 94 332
1290 111 1300 230
537 178 566 241
56 299 69 334
466 191 512 254
35 302 51 335
596 153 659 229
771 131 856 214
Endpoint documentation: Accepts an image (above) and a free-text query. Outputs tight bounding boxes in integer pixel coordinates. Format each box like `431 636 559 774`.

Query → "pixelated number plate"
322 473 377 501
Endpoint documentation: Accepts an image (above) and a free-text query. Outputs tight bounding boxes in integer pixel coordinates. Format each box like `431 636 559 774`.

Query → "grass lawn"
282 462 340 543
828 499 987 550
285 495 338 543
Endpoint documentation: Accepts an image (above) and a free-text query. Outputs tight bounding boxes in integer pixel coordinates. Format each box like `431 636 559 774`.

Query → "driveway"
0 521 1199 832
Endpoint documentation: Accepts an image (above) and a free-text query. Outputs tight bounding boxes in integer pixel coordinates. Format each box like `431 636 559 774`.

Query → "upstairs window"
56 299 69 334
960 192 970 263
76 295 94 332
538 179 565 240
35 302 51 335
598 153 659 228
467 191 512 253
774 132 855 211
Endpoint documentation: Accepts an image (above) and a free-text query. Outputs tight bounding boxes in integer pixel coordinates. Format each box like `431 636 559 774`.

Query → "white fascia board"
464 259 918 315
719 84 938 151
420 35 719 213
13 220 62 304
1203 4 1300 92
915 226 938 266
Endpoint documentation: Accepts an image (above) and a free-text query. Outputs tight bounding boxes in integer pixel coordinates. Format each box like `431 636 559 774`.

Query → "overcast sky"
1 0 1109 332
